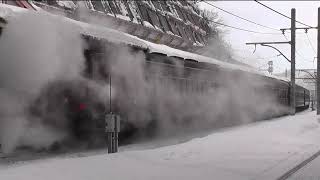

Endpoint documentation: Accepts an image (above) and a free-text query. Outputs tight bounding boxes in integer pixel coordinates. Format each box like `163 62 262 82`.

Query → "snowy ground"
289 154 320 180
1 110 320 180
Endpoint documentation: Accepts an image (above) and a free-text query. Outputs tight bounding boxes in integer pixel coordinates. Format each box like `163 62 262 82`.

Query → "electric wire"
207 19 282 35
305 32 317 55
282 34 314 63
254 0 313 28
201 0 314 68
204 1 280 32
257 54 281 60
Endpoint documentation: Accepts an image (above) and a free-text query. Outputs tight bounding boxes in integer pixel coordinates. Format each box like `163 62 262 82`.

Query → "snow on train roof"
64 19 308 88
73 22 303 87
0 4 26 19
0 4 300 87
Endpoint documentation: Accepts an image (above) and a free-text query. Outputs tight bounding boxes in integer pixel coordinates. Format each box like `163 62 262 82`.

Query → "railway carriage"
0 6 310 148
79 34 310 141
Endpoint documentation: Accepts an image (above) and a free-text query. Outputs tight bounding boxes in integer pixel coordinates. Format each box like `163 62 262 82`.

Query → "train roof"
0 4 308 89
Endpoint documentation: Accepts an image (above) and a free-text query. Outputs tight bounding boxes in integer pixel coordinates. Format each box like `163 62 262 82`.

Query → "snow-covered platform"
1 110 320 180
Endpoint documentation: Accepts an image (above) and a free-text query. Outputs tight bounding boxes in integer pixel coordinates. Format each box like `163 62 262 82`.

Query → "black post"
109 74 112 113
291 8 296 115
312 96 314 111
317 7 320 115
114 116 118 152
107 132 113 153
107 73 113 153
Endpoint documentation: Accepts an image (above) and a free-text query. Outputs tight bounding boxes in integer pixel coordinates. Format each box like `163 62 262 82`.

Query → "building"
1 0 212 52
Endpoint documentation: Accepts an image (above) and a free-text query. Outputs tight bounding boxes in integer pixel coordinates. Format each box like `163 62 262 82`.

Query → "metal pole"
317 7 320 115
107 133 113 153
291 8 296 115
109 74 112 113
114 116 118 152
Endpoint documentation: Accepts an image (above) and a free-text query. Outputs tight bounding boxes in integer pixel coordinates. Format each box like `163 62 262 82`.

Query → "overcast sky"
198 1 320 74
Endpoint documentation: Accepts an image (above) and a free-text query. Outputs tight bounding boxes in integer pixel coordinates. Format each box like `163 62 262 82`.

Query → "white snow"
56 1 77 10
116 14 131 22
1 111 320 180
142 20 155 29
0 4 27 19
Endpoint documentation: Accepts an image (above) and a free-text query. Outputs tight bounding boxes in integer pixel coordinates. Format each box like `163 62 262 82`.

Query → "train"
0 5 310 150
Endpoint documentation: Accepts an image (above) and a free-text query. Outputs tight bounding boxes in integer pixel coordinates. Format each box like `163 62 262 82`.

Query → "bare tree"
199 7 234 62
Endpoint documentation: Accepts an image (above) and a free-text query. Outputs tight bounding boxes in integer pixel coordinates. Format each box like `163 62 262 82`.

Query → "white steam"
101 43 287 138
0 8 287 153
0 10 84 153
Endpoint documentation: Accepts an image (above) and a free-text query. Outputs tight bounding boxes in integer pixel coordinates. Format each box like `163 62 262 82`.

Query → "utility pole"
291 8 296 115
280 12 318 114
317 7 320 115
246 9 297 115
311 79 318 111
105 73 120 153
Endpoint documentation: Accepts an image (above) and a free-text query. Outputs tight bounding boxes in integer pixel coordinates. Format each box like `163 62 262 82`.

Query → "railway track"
276 149 320 180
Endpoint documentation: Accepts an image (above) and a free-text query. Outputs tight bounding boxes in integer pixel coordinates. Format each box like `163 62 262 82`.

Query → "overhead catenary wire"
305 32 317 55
257 54 281 60
201 0 314 69
204 1 280 32
282 34 314 63
207 19 282 35
254 0 313 28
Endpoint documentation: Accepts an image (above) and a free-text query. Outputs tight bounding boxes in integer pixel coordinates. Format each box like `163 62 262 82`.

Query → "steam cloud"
0 9 286 153
104 43 288 139
0 10 85 153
